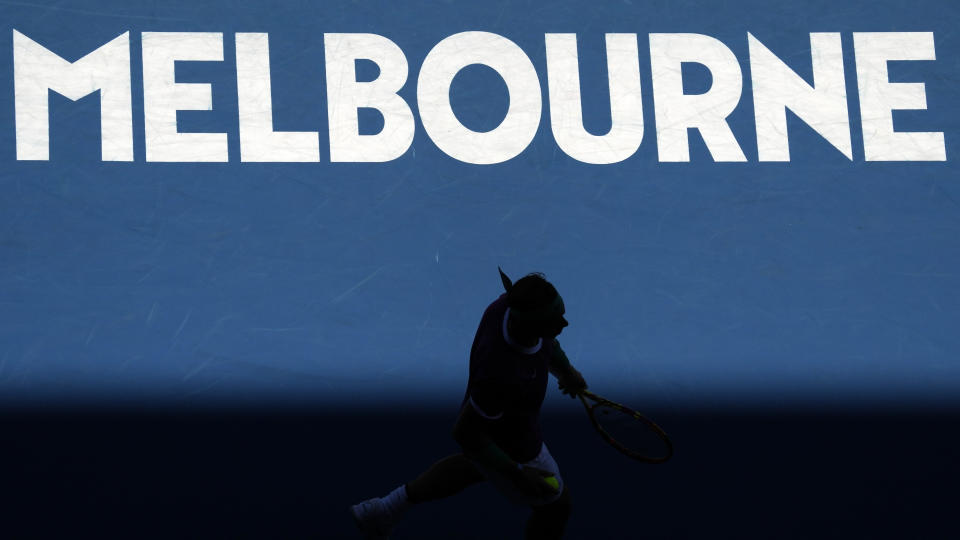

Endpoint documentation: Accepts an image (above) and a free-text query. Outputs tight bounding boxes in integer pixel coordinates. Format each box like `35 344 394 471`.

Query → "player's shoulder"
481 293 508 319
471 295 511 369
475 294 508 337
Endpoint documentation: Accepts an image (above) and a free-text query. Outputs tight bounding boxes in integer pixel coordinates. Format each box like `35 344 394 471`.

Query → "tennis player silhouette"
350 268 587 539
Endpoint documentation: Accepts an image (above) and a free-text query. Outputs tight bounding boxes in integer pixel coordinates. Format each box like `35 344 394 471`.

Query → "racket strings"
594 404 670 460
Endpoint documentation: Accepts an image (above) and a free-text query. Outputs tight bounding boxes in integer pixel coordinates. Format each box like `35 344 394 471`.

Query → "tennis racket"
577 390 673 463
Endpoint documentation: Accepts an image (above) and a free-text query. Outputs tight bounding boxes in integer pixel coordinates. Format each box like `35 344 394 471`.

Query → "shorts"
471 442 565 507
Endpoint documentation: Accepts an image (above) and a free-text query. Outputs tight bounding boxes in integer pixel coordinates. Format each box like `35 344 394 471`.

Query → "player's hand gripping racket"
577 390 673 463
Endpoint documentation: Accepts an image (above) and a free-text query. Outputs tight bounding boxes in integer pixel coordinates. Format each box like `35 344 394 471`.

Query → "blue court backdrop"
1 0 957 412
2 1 959 539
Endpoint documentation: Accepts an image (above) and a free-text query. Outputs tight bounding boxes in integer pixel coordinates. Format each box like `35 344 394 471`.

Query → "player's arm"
550 339 587 397
547 339 572 377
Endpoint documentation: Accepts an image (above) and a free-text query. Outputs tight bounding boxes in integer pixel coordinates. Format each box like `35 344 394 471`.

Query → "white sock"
381 484 411 517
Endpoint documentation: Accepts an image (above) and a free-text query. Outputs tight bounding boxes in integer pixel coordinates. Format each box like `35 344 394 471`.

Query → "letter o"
417 32 542 164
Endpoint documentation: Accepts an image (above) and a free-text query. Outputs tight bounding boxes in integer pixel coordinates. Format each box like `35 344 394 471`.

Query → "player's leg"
405 453 486 503
524 484 572 540
350 453 485 538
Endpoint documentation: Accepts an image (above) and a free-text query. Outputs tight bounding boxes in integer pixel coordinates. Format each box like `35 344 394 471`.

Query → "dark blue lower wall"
3 406 956 539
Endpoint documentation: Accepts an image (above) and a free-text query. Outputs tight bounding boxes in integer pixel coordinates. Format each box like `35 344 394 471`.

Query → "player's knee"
453 453 487 484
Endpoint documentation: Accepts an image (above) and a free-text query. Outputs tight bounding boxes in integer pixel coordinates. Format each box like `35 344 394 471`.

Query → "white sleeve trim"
469 395 504 420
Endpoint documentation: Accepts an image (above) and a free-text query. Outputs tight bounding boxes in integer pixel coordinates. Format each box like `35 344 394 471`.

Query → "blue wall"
1 0 958 411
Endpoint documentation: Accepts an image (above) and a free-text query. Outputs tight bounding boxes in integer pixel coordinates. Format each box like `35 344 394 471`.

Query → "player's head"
499 267 568 339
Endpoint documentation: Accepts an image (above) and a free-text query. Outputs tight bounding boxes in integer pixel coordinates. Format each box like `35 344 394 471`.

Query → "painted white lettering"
750 33 851 161
545 33 644 164
418 32 541 165
142 32 228 162
236 33 320 162
324 33 414 162
853 32 945 161
13 30 132 161
649 33 746 162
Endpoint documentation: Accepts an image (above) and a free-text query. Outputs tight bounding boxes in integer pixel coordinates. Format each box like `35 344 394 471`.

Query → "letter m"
14 30 132 161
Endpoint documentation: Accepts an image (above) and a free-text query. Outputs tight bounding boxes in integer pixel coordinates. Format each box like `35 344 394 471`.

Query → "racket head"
578 390 673 464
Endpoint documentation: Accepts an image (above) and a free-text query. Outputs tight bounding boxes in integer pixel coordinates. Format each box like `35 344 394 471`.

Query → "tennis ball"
544 476 559 490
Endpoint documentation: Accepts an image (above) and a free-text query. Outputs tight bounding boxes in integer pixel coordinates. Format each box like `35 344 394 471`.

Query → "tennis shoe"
350 497 397 539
